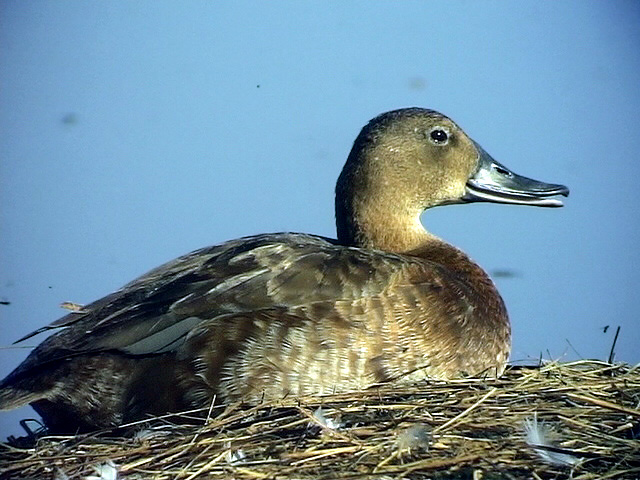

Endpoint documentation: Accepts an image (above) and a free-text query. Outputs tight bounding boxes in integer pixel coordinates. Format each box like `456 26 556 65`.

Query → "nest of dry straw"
1 360 639 480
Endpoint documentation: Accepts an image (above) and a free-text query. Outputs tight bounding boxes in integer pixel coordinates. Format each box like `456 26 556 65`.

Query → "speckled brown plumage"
0 108 568 433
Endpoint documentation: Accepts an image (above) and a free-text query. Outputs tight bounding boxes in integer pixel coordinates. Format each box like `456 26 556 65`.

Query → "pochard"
0 108 569 433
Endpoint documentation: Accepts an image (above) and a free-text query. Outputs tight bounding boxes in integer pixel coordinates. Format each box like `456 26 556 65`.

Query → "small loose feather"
60 301 86 312
524 414 580 467
312 407 342 430
225 443 247 464
396 423 431 453
84 460 118 480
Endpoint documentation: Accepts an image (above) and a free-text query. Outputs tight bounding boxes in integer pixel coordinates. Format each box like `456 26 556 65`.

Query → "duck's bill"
463 141 570 207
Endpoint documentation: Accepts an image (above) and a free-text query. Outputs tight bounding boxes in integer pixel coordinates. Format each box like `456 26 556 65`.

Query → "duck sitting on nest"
0 108 569 433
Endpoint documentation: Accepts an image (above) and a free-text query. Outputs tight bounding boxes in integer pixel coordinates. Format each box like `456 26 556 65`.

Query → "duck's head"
335 108 569 251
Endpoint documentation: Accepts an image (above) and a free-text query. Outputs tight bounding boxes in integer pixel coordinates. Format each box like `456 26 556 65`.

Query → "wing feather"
11 234 427 376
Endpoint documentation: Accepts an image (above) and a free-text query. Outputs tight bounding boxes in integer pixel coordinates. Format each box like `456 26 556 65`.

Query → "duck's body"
0 108 568 433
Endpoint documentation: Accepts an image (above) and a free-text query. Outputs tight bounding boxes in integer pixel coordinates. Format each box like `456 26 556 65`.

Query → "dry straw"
1 360 639 479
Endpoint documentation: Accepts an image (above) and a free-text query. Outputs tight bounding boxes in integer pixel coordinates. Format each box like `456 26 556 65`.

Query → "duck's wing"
12 233 439 375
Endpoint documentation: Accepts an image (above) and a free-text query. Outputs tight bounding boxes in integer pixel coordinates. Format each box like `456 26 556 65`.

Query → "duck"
0 108 569 433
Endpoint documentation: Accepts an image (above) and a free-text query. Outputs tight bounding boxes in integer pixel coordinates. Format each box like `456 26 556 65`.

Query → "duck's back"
0 232 508 432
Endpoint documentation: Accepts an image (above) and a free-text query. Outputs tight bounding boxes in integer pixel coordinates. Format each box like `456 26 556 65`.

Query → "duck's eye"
429 128 449 145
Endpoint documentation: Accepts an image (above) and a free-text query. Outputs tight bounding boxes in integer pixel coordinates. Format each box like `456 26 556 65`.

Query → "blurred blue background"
1 1 639 438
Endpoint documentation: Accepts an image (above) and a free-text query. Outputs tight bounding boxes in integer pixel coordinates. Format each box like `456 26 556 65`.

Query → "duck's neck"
336 195 436 253
335 139 443 253
335 183 503 311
